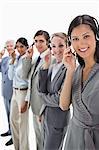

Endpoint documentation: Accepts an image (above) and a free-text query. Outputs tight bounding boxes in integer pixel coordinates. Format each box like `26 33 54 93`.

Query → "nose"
56 47 62 54
79 38 87 46
35 42 40 48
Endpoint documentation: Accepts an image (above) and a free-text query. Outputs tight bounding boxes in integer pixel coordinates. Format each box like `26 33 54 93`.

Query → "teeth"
80 48 87 52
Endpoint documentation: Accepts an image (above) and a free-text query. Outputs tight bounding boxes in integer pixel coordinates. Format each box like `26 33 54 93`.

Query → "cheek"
60 48 64 54
93 40 96 50
71 43 78 52
52 49 56 55
43 43 48 49
17 49 21 53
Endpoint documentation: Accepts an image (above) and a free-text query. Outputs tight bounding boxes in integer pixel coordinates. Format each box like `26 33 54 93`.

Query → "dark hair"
16 37 29 48
68 14 99 66
34 30 50 46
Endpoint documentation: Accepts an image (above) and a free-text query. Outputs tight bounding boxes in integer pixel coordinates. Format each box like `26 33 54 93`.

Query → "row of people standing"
21 31 70 150
0 13 99 150
0 30 70 150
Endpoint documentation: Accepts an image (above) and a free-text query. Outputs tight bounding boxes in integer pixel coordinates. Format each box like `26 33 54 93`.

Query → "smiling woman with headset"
38 32 70 150
59 14 99 150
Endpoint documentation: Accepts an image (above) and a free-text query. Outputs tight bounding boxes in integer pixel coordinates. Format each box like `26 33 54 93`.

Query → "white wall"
0 0 99 49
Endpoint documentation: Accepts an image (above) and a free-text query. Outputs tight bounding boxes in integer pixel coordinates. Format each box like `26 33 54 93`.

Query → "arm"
40 92 60 107
38 50 51 93
21 57 32 80
8 62 15 80
8 50 16 80
38 69 63 108
0 59 2 72
0 49 5 72
21 46 33 80
59 48 76 110
59 70 74 110
38 69 48 93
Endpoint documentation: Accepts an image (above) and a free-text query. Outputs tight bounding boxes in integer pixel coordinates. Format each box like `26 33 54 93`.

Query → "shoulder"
1 56 9 63
32 56 39 64
51 55 56 64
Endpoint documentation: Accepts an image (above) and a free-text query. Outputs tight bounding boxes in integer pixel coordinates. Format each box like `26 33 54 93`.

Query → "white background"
0 0 98 149
0 0 99 48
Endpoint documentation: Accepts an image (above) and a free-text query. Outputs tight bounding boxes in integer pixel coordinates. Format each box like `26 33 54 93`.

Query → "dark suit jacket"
38 64 70 128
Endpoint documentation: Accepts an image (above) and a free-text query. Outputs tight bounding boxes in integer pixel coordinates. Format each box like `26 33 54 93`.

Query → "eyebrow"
82 32 90 36
71 32 90 38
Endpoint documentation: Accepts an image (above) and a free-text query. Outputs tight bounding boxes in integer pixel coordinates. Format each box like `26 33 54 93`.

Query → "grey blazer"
21 57 44 115
38 64 70 128
64 63 99 150
0 56 13 99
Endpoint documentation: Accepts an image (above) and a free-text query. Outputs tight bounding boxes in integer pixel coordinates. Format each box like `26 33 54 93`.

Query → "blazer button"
4 81 5 83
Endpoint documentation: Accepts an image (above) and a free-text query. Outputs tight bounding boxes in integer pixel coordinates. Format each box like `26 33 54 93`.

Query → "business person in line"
60 15 99 150
21 30 50 150
38 32 70 150
8 37 29 150
0 40 15 146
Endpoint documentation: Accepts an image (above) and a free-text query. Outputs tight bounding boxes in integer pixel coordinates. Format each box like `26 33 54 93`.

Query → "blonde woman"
38 32 70 150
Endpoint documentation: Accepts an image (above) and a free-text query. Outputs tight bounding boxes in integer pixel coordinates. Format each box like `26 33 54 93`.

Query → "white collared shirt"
51 62 63 81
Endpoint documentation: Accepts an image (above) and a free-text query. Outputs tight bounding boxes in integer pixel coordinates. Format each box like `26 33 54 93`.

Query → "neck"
82 59 96 82
84 59 96 70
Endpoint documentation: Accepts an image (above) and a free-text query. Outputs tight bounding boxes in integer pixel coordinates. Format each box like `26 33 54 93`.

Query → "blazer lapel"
82 63 99 92
32 59 43 78
51 65 66 88
51 64 65 83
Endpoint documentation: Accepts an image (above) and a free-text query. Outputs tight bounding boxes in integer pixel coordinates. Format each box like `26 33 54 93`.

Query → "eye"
72 37 79 41
39 40 44 43
34 40 37 43
15 45 24 48
52 45 56 48
20 45 24 48
59 44 64 48
84 34 90 39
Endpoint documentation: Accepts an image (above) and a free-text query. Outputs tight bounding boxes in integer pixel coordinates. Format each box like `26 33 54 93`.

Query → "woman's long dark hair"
68 15 99 66
16 37 29 48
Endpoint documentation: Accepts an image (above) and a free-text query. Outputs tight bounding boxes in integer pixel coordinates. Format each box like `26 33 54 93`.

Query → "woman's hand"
10 51 16 64
62 47 76 71
25 46 34 59
20 101 29 113
0 49 5 59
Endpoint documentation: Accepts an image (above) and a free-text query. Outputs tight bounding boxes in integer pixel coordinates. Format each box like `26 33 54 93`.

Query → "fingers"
27 46 33 53
20 104 28 113
64 47 76 58
25 46 33 59
0 49 5 56
11 50 15 55
11 51 16 59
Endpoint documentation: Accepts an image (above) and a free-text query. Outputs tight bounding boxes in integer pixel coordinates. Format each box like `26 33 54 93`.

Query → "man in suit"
21 30 50 150
0 40 15 146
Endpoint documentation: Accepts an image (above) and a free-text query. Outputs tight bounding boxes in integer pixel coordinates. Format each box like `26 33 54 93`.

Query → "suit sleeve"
38 68 61 107
38 69 48 93
40 92 60 107
8 63 15 80
0 60 2 72
21 57 32 80
0 57 4 72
